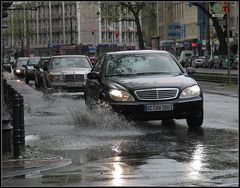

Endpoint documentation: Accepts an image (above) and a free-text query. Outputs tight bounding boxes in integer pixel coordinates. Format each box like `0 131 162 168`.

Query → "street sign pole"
227 3 231 85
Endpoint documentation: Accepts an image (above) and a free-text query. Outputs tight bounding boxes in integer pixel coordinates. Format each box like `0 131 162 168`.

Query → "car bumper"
26 71 35 80
49 82 85 92
108 97 203 121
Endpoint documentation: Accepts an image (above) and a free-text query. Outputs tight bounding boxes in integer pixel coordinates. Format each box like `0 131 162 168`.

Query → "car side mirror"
87 71 99 79
22 65 26 68
43 66 48 71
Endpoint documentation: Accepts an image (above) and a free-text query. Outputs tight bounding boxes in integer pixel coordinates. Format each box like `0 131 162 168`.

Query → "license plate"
67 82 84 87
144 104 173 112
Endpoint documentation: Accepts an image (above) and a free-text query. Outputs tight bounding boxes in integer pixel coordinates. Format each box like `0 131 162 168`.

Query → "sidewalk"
197 81 238 97
1 71 238 180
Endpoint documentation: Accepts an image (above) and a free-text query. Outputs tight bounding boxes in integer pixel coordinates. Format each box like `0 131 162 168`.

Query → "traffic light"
2 2 13 19
221 1 229 13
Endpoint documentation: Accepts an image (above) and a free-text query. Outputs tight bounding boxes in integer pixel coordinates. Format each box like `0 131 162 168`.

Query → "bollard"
2 107 13 154
5 83 11 107
3 79 8 103
12 93 22 159
18 94 25 146
7 85 15 112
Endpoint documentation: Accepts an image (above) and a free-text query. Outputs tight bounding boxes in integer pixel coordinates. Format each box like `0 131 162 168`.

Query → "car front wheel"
186 111 203 128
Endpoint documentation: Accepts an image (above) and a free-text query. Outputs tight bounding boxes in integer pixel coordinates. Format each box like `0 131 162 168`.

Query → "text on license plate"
144 104 173 112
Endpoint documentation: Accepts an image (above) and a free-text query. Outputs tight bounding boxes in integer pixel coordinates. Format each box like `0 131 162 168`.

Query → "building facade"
2 1 138 53
157 1 239 57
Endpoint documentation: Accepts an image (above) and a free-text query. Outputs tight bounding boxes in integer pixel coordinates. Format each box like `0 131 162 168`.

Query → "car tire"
186 111 203 128
25 77 29 84
35 78 39 88
42 78 48 89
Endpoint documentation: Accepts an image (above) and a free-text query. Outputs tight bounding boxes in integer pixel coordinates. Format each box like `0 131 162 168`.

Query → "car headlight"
48 75 64 82
109 89 135 101
180 85 201 99
16 69 21 73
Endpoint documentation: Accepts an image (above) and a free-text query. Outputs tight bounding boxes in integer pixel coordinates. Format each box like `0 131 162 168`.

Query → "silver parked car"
41 55 92 92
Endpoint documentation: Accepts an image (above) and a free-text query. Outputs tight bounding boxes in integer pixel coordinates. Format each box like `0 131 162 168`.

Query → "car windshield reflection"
105 53 183 77
50 57 92 69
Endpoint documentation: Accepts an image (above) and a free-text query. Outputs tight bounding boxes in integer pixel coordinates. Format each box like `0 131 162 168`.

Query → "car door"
85 55 105 101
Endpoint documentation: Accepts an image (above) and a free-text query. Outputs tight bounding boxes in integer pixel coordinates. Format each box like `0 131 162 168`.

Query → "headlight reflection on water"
188 143 205 180
111 156 124 186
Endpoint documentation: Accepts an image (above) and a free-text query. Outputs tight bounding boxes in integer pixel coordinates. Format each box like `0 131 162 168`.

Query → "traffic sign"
212 13 224 18
210 2 222 14
181 24 186 39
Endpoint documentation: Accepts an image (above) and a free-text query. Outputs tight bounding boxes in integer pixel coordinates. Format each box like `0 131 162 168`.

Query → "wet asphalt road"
2 75 239 187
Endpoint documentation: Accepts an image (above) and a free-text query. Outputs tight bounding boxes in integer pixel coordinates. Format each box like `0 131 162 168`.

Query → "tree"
190 2 228 55
100 2 156 50
3 2 35 56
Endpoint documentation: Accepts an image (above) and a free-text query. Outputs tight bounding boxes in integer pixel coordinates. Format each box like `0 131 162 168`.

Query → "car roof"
29 56 41 59
106 50 170 55
50 55 87 58
17 57 30 60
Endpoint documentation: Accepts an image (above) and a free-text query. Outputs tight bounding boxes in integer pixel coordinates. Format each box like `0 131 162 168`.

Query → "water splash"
69 102 136 130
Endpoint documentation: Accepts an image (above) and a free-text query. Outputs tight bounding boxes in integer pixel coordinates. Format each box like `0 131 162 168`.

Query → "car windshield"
17 59 28 67
27 58 41 66
50 57 91 69
105 53 183 76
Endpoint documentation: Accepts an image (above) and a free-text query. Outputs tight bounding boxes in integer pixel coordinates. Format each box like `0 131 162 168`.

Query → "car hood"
105 74 198 91
49 68 92 75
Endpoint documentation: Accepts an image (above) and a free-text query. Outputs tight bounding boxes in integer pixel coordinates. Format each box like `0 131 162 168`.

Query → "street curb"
2 158 72 179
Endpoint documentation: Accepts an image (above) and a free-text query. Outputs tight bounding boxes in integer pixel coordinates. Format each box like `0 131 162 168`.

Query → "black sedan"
84 50 204 128
23 57 41 84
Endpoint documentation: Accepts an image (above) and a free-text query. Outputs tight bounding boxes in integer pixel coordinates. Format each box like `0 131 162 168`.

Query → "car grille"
134 88 179 101
64 74 84 82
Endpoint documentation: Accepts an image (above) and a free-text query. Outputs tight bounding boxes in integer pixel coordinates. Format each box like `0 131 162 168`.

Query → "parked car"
33 57 51 88
178 50 194 67
192 56 207 68
232 54 238 69
84 50 204 128
3 57 12 73
23 57 41 84
40 55 92 92
13 57 30 77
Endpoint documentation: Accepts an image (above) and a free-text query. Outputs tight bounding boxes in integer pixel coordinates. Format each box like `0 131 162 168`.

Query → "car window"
16 60 28 67
27 58 41 66
40 59 50 68
50 57 92 69
105 53 183 76
92 55 105 72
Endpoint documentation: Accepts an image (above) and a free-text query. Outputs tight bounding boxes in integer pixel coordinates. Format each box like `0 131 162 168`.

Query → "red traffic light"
221 1 229 12
191 42 197 47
